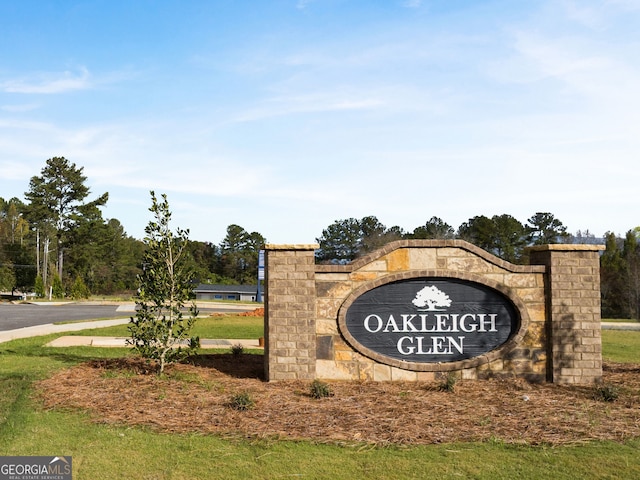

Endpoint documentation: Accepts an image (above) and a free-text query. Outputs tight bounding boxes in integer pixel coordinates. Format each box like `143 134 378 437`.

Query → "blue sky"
1 0 639 244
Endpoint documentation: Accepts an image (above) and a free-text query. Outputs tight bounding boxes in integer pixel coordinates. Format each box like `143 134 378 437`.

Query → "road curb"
601 323 640 331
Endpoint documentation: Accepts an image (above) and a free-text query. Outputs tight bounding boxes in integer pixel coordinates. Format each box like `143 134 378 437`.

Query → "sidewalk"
0 318 131 343
0 318 263 349
45 336 263 349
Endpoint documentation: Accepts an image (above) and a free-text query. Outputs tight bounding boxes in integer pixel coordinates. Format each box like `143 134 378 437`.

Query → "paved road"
2 302 636 336
0 302 257 332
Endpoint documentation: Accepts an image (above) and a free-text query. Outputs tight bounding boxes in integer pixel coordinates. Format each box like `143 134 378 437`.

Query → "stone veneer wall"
314 240 547 382
264 244 318 381
528 245 604 385
264 240 604 384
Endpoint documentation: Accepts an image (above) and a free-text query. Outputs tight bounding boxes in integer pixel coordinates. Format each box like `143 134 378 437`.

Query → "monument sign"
263 240 604 385
343 278 518 364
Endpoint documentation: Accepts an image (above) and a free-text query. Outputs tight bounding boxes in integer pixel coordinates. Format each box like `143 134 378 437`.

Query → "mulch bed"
37 356 640 446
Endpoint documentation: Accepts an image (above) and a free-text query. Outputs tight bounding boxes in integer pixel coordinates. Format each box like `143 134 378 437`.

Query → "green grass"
1 325 640 479
602 330 640 363
4 415 640 480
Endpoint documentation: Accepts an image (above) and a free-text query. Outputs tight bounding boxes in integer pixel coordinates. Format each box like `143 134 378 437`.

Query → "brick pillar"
529 244 605 384
264 244 318 381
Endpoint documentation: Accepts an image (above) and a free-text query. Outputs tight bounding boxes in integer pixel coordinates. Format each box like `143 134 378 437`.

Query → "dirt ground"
38 356 640 446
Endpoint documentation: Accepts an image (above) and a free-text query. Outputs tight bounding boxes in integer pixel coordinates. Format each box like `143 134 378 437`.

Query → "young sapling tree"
128 191 199 374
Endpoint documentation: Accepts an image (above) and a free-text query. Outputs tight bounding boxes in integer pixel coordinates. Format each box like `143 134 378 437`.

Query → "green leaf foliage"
23 157 108 284
34 275 45 297
315 216 404 264
51 274 64 298
70 276 91 299
458 214 529 264
527 212 569 245
128 192 199 374
219 224 265 284
409 216 455 240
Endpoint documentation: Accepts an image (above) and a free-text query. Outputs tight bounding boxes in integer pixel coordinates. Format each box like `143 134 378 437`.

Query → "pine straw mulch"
37 356 640 446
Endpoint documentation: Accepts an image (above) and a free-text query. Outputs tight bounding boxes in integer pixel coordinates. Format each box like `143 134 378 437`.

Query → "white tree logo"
412 285 452 311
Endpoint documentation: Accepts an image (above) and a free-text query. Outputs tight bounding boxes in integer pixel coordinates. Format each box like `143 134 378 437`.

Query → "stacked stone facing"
264 240 604 384
264 244 318 381
529 244 604 385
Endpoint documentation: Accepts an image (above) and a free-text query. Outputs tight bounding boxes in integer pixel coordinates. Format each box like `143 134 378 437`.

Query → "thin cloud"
296 0 315 10
402 0 423 8
1 103 40 112
513 32 611 80
232 93 383 122
0 160 31 181
1 67 92 94
500 27 640 119
604 0 640 12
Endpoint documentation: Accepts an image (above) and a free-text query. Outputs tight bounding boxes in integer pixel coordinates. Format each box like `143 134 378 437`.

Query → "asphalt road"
0 303 256 332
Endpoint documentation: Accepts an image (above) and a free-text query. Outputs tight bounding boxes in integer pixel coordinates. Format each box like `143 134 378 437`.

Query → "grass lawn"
1 320 640 479
602 329 640 363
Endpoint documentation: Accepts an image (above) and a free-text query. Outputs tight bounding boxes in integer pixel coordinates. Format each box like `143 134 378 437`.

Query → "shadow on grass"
189 353 265 380
0 373 34 436
1 335 266 380
70 352 267 380
604 362 640 374
0 344 133 369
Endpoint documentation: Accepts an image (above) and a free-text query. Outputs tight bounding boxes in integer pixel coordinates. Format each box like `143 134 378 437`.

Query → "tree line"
0 157 264 298
0 157 638 319
314 215 638 320
315 213 581 264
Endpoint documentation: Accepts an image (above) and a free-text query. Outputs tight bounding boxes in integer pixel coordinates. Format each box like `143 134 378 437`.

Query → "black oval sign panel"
344 278 520 364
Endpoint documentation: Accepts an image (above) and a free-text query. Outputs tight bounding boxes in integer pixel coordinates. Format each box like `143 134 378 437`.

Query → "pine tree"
24 157 108 283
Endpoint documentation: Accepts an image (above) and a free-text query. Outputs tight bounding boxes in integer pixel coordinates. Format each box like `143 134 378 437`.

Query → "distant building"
193 284 258 302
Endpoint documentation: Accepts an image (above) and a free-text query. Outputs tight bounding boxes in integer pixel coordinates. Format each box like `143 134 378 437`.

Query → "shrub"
51 274 65 298
594 383 619 402
438 372 458 393
231 343 244 356
70 276 91 299
34 275 45 298
228 392 254 411
309 379 332 399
